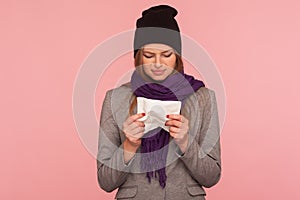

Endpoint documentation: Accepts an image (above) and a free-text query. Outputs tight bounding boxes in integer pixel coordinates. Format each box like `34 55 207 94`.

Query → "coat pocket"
115 185 138 199
186 184 206 196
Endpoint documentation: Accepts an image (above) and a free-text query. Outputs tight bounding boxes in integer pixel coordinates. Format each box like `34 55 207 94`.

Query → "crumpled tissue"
137 97 181 133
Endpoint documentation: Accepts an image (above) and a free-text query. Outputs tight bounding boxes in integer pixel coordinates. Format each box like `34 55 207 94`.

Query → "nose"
154 55 162 68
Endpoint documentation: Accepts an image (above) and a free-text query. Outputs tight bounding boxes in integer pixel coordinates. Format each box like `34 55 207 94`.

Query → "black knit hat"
133 5 182 57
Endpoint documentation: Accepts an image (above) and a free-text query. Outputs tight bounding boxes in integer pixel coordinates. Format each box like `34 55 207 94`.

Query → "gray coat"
97 82 221 200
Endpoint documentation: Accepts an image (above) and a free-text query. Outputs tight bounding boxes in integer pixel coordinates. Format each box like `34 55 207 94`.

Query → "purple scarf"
130 69 205 188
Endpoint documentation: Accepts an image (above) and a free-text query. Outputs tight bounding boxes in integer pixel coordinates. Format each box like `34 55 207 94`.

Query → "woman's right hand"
122 113 146 148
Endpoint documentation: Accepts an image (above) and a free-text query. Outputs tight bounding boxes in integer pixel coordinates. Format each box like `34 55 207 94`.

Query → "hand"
122 113 146 148
165 114 189 153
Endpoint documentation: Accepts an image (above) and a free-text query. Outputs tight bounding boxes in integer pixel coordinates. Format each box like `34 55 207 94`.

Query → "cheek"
142 58 149 64
165 57 177 68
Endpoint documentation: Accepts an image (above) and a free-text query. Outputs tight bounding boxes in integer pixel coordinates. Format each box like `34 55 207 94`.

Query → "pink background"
1 0 300 199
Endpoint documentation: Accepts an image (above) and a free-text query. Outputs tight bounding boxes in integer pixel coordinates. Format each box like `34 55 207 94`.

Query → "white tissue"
137 97 181 133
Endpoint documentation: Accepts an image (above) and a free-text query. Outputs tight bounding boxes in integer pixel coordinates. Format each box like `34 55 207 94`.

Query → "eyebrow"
143 49 173 54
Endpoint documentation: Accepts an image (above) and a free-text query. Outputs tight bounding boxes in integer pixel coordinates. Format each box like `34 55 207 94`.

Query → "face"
141 43 177 82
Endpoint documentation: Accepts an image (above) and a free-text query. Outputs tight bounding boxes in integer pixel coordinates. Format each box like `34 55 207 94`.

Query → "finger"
127 121 145 132
128 131 144 140
125 126 145 137
169 126 180 133
169 131 187 141
165 119 181 128
169 131 178 139
166 114 186 122
125 113 146 125
133 131 145 139
131 126 145 135
134 121 145 127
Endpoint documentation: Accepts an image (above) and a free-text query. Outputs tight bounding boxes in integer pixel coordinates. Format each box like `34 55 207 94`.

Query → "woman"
97 4 221 200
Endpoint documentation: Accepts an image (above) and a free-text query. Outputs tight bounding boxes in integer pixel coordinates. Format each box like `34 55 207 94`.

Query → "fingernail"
166 115 169 118
141 113 146 116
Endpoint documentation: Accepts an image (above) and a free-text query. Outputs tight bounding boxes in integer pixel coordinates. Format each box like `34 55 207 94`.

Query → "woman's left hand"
165 114 189 154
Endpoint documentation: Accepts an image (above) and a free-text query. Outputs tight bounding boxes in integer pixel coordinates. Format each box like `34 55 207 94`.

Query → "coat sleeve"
176 89 222 188
96 90 136 192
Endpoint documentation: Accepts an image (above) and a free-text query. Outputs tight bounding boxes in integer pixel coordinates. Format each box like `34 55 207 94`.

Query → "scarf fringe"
141 128 169 188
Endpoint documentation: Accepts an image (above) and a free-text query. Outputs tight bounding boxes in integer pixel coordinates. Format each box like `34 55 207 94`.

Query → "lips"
151 69 166 75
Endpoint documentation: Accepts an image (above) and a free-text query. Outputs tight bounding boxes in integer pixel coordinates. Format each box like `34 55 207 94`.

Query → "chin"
150 75 167 82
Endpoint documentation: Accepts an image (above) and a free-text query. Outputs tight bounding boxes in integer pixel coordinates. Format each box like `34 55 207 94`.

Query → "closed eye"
143 52 173 58
163 53 172 57
143 54 153 58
